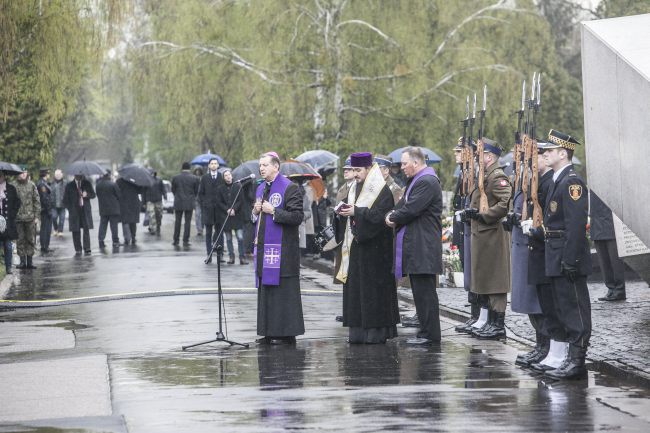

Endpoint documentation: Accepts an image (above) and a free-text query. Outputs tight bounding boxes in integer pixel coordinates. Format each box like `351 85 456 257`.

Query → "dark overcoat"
116 178 141 224
589 191 615 241
0 182 21 241
63 178 96 231
216 182 244 230
510 189 542 314
390 172 443 276
96 178 121 217
255 181 304 278
469 162 512 294
143 178 165 203
528 170 554 285
543 165 591 277
199 172 224 225
36 178 52 215
338 184 399 329
171 170 199 211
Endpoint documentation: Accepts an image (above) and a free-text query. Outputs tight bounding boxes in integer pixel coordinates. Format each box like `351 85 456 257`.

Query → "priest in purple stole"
386 147 443 344
252 152 305 344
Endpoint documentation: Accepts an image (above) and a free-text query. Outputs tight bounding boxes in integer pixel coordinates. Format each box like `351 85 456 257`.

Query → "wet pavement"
1 210 650 432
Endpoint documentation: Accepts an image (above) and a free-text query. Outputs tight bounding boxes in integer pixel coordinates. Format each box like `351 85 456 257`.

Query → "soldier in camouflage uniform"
374 155 404 205
15 167 41 270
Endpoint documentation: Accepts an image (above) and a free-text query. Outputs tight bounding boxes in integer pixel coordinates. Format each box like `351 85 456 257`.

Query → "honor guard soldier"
540 129 591 380
464 139 512 340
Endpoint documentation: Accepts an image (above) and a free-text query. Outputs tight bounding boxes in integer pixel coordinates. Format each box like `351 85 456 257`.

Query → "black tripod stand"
182 180 251 350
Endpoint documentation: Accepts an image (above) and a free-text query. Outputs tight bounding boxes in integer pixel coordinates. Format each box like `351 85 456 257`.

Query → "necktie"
77 181 83 207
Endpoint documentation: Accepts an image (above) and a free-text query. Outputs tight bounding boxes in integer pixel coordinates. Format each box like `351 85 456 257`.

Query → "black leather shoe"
529 361 556 372
112 242 120 248
172 241 179 246
227 258 235 264
256 337 270 344
599 292 626 301
5 268 12 275
240 258 248 265
99 242 106 249
545 345 587 380
335 315 343 322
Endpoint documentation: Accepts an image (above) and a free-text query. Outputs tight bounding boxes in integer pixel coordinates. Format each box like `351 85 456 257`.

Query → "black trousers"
173 210 193 243
594 239 626 293
98 215 120 244
39 211 52 250
409 274 441 342
535 282 566 341
204 223 224 255
72 228 91 253
122 222 137 242
549 275 591 348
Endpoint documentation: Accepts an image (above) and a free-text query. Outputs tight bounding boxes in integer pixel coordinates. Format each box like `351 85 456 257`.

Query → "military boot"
522 335 550 367
545 344 587 380
455 302 480 334
476 312 506 340
16 256 27 269
516 331 544 366
25 255 37 269
471 309 494 338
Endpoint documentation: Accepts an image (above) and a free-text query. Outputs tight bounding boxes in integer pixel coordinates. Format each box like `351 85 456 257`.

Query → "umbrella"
232 160 260 181
118 163 155 187
0 161 24 175
295 150 339 170
66 160 105 176
389 147 442 165
280 161 320 179
191 152 227 166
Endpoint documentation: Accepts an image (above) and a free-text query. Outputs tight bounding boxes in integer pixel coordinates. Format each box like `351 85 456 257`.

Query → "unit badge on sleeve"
569 185 582 201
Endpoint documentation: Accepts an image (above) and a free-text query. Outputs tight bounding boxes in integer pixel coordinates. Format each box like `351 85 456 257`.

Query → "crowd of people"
0 138 629 382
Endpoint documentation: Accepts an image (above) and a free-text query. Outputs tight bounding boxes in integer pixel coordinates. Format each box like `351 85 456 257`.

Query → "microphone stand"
182 179 251 350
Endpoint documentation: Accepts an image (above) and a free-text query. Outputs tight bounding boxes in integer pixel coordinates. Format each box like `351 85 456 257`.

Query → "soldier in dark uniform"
36 168 53 254
540 129 591 380
198 158 225 261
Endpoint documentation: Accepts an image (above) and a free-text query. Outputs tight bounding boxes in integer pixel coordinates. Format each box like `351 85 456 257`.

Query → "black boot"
545 344 587 380
471 309 494 338
516 333 549 367
25 255 37 269
455 302 480 334
16 256 27 269
477 311 506 340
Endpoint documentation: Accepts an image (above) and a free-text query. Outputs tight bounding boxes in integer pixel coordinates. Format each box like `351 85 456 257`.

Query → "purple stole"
394 166 438 280
254 174 291 287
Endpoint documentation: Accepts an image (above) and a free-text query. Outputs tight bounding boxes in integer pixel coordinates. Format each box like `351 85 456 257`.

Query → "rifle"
460 96 470 197
466 93 476 195
513 80 525 193
520 72 535 221
476 85 488 213
530 73 543 228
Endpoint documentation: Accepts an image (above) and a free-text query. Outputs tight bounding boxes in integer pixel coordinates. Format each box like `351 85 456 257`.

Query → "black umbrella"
280 161 320 179
232 160 260 181
0 161 23 175
66 160 105 177
295 150 339 170
118 163 155 187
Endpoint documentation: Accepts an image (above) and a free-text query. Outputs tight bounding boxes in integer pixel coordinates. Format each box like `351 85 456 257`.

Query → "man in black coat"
0 171 21 274
63 174 96 255
36 168 53 254
540 130 592 380
253 152 304 344
199 158 225 257
171 162 200 246
116 177 141 245
386 147 443 344
96 171 122 248
335 152 399 344
590 191 626 301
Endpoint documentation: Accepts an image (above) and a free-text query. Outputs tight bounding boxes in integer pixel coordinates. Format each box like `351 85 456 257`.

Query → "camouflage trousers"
146 201 163 233
16 221 37 256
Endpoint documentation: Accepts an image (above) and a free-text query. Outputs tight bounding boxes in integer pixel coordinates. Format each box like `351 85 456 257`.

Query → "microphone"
234 173 256 183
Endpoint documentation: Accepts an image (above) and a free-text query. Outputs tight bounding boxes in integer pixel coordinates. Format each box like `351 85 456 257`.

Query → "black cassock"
256 181 305 338
336 183 399 343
